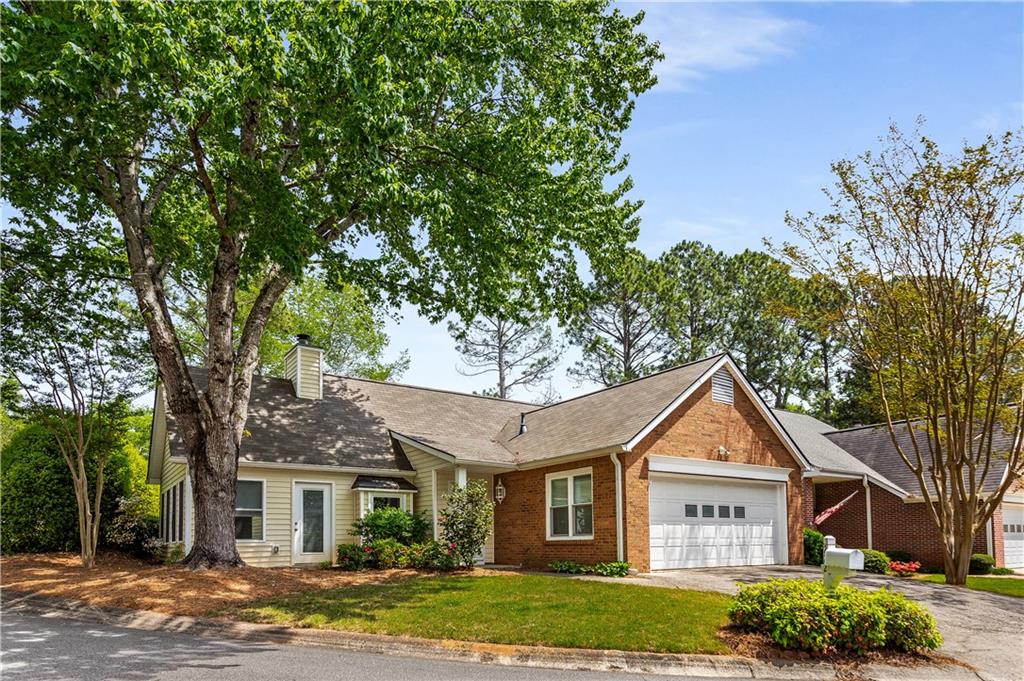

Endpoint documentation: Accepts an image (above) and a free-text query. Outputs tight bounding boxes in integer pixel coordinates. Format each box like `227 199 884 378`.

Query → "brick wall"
493 455 618 568
624 380 804 571
812 480 998 567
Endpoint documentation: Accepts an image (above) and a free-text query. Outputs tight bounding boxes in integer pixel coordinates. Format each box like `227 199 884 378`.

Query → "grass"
917 574 1024 598
227 574 732 654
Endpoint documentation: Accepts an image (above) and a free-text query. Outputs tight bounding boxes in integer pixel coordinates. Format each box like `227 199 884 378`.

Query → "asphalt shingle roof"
824 420 1014 497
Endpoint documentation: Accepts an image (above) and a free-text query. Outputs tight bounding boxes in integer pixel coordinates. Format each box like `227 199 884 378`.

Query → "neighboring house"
147 337 1022 571
792 413 1023 569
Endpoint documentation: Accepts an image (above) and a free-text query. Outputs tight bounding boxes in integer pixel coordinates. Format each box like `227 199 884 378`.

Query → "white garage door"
649 476 784 570
1004 504 1024 569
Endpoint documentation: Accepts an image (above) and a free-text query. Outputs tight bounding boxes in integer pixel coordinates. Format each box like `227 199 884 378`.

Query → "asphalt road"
0 610 732 681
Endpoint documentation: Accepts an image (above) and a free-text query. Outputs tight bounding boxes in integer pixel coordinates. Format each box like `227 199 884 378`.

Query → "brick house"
149 338 1022 571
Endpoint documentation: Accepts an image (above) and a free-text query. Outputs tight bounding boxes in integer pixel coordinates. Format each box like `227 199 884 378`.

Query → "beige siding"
283 350 298 395
234 465 360 567
402 443 453 535
298 347 321 399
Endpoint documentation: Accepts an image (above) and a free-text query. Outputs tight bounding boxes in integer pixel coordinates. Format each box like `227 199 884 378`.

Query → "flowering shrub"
728 579 941 653
352 507 431 545
408 540 458 571
889 560 921 577
372 538 411 568
337 542 369 571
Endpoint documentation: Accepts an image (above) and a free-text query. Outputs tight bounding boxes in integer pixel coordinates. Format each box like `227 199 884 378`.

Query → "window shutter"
177 482 185 542
711 368 734 404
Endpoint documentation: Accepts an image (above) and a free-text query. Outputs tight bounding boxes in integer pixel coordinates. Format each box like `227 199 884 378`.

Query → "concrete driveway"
611 566 1024 681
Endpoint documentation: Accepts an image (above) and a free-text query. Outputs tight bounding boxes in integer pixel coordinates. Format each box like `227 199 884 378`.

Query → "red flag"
814 489 859 526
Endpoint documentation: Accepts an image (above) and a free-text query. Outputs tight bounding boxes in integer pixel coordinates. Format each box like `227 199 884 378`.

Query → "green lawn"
227 574 732 654
917 574 1024 598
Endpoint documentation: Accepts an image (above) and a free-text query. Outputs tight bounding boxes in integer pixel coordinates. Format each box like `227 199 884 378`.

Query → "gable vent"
711 368 734 405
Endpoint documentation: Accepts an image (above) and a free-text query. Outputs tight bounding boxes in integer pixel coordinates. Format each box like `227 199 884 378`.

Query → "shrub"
163 543 185 565
888 560 921 577
549 560 589 574
803 528 825 566
105 494 160 558
408 540 457 571
352 507 431 545
728 579 941 653
371 538 410 569
336 543 367 571
861 548 890 574
318 559 333 570
992 567 1015 575
969 553 995 575
887 549 913 563
439 480 494 567
593 561 631 577
872 590 943 652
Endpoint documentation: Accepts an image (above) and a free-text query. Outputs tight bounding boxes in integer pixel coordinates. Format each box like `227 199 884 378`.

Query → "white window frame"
545 466 594 541
235 477 267 543
358 490 413 517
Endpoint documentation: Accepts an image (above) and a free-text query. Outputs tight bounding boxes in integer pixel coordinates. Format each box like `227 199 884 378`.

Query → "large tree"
659 240 731 364
782 125 1024 584
3 2 658 567
567 248 673 386
448 313 561 399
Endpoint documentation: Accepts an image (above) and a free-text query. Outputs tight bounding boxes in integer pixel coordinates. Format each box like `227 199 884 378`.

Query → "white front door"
1003 503 1024 569
649 475 785 569
293 482 332 564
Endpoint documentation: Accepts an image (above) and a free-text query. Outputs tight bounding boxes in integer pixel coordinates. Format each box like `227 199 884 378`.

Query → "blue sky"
383 1 1024 402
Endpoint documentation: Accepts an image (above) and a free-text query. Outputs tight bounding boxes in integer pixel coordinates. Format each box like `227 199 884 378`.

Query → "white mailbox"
821 536 864 590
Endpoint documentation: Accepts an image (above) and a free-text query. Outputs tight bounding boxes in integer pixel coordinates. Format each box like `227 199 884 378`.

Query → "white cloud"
972 101 1023 134
631 3 808 92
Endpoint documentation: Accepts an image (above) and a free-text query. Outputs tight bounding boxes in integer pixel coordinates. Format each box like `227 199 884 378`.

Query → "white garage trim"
1002 502 1024 569
648 455 793 483
648 472 789 569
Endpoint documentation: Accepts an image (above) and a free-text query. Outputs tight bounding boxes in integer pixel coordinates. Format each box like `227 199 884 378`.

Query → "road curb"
1 591 977 680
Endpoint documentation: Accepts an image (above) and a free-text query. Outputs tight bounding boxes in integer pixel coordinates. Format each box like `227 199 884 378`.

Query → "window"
734 506 746 519
160 491 166 540
372 495 402 511
702 504 715 518
547 468 593 539
235 480 265 541
684 504 698 518
718 505 730 518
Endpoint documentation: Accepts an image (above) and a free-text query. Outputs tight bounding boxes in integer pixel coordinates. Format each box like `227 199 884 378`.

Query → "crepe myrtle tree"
3 1 659 567
781 124 1024 584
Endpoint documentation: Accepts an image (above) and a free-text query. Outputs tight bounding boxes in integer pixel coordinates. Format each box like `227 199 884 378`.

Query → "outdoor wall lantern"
494 478 507 504
717 445 730 459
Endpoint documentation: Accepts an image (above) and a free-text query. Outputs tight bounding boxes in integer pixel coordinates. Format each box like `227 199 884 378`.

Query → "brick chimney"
284 334 324 399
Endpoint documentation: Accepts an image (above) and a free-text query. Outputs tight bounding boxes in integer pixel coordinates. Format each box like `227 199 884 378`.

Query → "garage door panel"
1004 504 1024 569
649 476 784 570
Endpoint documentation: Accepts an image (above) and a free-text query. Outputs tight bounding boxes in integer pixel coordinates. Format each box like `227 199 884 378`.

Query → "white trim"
291 479 335 564
648 455 793 483
173 457 415 477
802 469 908 499
1003 494 1024 504
626 355 728 450
390 432 456 463
610 452 624 562
359 490 411 517
455 466 468 487
544 466 594 541
431 469 439 541
184 466 193 554
235 477 267 543
863 474 873 550
514 446 627 471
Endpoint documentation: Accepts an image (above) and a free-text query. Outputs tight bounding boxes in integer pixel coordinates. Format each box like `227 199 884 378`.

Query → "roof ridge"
824 418 915 435
323 372 538 406
520 353 728 416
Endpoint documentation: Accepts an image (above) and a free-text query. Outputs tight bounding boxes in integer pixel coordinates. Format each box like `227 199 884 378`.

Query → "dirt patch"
0 553 507 617
717 628 969 679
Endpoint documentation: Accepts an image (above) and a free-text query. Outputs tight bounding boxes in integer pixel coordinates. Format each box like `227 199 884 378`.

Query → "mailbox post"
822 535 864 590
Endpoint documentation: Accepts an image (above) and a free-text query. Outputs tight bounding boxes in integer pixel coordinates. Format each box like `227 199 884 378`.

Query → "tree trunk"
182 421 244 569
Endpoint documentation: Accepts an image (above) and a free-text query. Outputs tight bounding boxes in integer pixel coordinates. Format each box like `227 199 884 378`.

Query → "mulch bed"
0 552 504 617
717 627 968 679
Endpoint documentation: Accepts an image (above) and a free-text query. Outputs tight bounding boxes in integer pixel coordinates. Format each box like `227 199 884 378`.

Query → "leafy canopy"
3 1 660 322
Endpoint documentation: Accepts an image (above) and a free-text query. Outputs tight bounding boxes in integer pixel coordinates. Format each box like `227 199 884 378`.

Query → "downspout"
610 451 624 562
863 474 873 550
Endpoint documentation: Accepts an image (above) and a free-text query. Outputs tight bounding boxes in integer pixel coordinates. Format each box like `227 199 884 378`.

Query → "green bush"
992 567 1015 575
336 543 368 571
887 549 913 563
803 528 824 566
969 553 995 575
0 420 137 554
439 480 495 567
352 507 431 545
592 561 631 577
105 493 160 558
728 579 941 653
317 559 333 570
371 538 410 568
408 540 457 571
549 560 589 574
872 590 943 652
861 548 890 574
163 542 185 564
